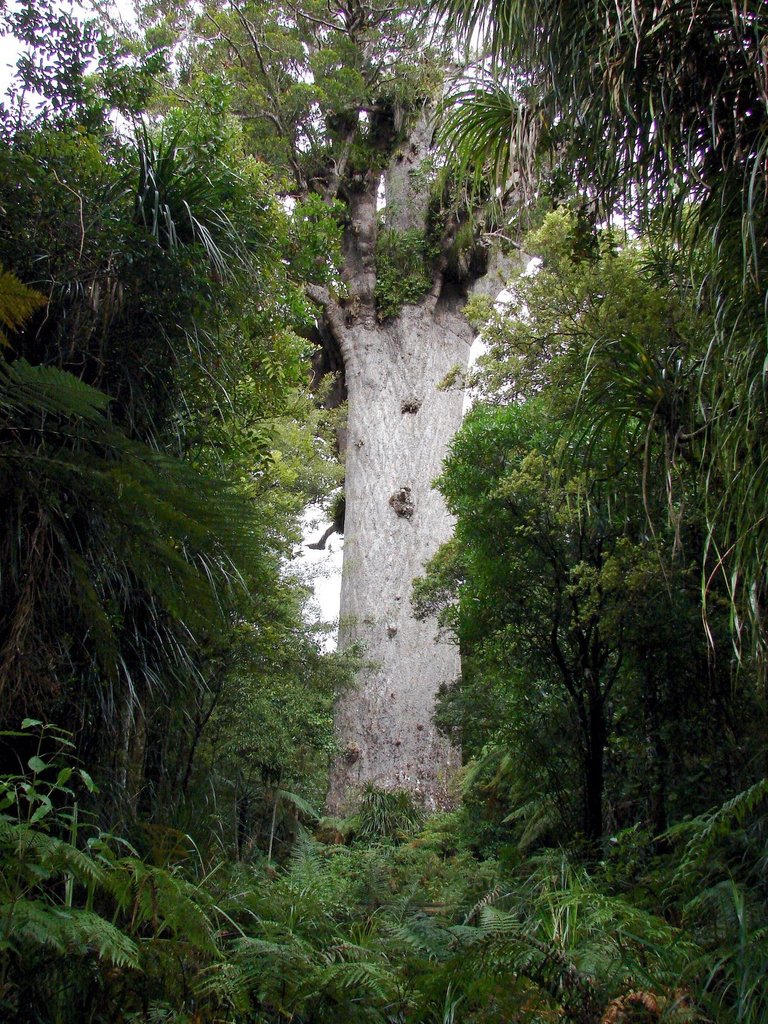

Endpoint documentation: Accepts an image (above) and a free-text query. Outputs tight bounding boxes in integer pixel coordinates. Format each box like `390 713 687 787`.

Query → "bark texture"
314 108 492 813
326 304 471 812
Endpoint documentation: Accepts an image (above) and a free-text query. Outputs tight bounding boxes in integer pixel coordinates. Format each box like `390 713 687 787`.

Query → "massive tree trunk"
314 111 501 813
326 303 471 812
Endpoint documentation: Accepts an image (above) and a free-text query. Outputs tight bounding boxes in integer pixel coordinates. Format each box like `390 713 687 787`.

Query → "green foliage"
0 350 273 732
0 268 46 347
134 124 247 280
288 193 345 287
416 211 757 855
1 8 765 1024
0 723 136 1019
440 0 768 655
374 228 437 320
438 75 542 203
0 0 166 133
344 784 424 843
0 3 348 862
451 855 696 1023
184 0 446 193
0 723 764 1024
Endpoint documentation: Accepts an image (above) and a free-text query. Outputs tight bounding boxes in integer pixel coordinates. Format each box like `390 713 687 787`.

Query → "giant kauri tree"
191 0 509 809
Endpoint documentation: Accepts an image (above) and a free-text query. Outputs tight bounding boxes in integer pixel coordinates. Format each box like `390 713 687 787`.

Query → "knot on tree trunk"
389 487 414 519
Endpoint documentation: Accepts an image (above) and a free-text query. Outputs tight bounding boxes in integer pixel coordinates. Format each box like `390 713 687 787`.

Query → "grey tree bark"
312 109 499 813
326 302 471 812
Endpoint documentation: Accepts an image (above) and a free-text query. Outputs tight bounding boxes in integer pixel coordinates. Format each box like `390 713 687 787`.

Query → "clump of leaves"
663 780 768 1024
0 267 46 347
375 229 437 320
0 722 139 1021
345 784 424 843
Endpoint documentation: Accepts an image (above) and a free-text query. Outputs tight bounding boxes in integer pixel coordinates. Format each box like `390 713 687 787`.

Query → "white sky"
298 510 343 645
0 31 18 97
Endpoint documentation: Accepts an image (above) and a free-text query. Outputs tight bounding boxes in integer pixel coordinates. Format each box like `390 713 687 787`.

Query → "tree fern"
666 778 768 890
0 268 46 348
0 350 272 729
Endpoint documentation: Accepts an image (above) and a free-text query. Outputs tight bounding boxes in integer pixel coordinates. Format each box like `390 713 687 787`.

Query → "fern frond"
666 778 768 887
0 268 46 348
464 884 503 924
0 820 109 889
112 858 218 954
383 912 453 961
0 899 139 967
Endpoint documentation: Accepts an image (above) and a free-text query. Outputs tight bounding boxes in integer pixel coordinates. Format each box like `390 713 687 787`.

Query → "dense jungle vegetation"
0 1 766 1022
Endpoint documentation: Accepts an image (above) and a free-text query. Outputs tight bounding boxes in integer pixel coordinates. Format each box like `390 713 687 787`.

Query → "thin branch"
205 11 248 69
283 0 342 33
52 170 85 262
228 2 307 190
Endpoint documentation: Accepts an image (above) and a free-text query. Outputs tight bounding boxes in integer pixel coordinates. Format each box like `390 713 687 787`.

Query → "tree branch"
283 0 343 33
205 11 248 68
228 0 307 190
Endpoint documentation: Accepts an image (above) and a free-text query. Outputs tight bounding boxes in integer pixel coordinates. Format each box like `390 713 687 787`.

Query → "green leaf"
77 770 97 793
29 796 53 823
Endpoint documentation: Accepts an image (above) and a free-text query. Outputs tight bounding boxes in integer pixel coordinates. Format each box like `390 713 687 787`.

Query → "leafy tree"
418 400 638 846
0 4 348 846
415 212 753 850
439 0 768 657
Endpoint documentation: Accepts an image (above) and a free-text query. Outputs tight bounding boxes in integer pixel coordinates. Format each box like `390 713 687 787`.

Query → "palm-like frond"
0 820 109 892
199 916 397 1022
436 0 768 220
109 857 219 953
439 80 542 198
135 126 247 280
0 757 140 972
666 777 768 890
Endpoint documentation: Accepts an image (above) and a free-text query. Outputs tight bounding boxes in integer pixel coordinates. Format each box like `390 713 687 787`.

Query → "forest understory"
0 0 767 1022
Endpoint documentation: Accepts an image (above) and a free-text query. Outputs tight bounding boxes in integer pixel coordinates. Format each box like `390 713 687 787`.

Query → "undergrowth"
1 724 766 1023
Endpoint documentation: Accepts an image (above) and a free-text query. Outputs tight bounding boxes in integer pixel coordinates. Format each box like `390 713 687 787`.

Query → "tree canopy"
438 0 768 655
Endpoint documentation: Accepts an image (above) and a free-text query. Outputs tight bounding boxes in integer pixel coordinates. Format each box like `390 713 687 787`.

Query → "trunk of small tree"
583 692 606 849
314 108 504 813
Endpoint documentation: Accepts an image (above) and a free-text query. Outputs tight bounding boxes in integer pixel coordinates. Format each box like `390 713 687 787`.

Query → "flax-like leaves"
438 77 542 199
